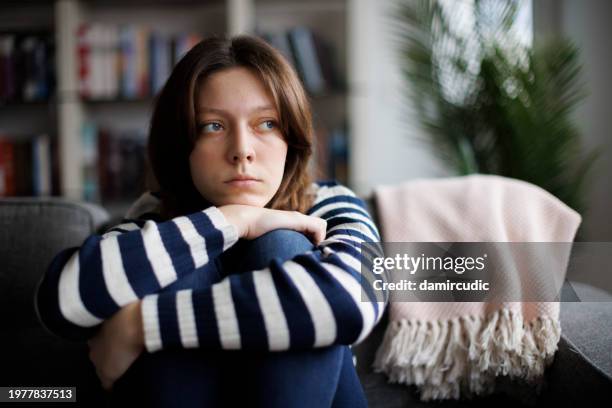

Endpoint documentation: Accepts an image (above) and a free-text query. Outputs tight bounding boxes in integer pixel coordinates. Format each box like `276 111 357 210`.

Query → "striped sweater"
35 181 388 353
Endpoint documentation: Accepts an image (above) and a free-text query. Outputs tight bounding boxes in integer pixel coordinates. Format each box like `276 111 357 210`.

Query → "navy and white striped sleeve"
35 206 239 340
140 182 388 352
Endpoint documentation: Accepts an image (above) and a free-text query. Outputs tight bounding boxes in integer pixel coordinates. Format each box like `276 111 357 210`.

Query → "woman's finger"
297 215 326 245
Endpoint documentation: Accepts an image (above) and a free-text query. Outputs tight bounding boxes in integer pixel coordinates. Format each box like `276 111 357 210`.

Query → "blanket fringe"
372 309 560 401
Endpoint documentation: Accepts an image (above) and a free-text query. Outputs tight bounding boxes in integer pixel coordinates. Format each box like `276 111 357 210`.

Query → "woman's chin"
217 194 268 208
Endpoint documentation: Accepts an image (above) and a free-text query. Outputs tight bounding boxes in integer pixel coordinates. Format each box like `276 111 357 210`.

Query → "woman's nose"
232 150 253 163
228 125 255 163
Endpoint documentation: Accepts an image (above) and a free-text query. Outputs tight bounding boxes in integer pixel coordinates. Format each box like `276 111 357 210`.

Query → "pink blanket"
372 175 581 400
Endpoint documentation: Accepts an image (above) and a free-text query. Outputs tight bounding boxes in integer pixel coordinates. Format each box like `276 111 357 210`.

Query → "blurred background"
0 0 610 242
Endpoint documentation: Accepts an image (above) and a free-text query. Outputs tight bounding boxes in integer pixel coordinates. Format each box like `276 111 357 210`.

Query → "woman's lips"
225 179 260 187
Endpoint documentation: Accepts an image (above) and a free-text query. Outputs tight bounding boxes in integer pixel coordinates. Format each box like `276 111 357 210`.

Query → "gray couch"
1 197 610 407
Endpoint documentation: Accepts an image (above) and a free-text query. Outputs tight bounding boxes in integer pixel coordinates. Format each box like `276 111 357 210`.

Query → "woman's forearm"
218 204 327 244
36 207 239 340
138 183 388 353
87 300 145 391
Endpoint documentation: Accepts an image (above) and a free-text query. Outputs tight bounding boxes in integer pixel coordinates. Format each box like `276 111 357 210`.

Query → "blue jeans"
111 229 368 408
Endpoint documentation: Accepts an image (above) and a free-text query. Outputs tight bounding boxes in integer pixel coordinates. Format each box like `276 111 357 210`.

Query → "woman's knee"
237 229 315 271
255 229 313 252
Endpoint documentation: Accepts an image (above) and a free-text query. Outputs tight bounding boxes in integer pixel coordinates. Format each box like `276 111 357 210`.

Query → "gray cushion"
0 197 110 404
0 197 109 327
560 282 612 379
543 281 612 405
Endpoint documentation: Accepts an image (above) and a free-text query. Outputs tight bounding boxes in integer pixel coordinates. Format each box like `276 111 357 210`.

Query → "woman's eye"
257 120 277 131
198 122 223 133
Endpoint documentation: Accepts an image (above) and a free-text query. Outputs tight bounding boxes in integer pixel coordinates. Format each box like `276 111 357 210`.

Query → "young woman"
35 35 387 407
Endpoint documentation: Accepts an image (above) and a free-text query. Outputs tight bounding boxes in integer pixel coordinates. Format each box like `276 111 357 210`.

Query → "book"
135 26 150 98
0 134 56 197
82 122 98 201
173 33 202 66
149 32 171 96
261 31 298 70
0 32 53 103
78 24 202 101
119 25 138 99
31 134 51 196
0 137 15 196
288 27 326 95
329 127 348 184
104 25 120 100
0 35 17 101
96 126 147 202
77 23 92 99
12 139 33 196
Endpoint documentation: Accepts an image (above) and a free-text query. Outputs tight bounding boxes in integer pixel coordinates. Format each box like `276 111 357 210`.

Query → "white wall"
348 0 449 197
534 0 612 240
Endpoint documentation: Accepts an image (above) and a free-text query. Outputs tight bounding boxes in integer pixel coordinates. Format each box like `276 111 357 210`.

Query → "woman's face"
190 66 288 208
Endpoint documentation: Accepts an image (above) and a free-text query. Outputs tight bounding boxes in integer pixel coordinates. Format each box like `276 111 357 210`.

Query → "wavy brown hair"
147 35 315 220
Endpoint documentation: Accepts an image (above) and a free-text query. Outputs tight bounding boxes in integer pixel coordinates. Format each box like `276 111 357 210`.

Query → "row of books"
1 26 341 103
0 33 55 103
0 134 55 197
0 127 147 203
260 27 340 96
77 23 202 100
81 123 147 202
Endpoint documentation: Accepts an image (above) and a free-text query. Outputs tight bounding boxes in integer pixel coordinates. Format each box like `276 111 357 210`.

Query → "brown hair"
147 35 315 219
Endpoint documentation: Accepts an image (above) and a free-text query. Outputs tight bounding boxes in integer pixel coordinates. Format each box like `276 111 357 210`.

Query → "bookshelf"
0 0 57 197
0 0 354 220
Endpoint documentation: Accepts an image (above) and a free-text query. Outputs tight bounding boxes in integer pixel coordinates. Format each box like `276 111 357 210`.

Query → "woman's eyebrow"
197 105 277 115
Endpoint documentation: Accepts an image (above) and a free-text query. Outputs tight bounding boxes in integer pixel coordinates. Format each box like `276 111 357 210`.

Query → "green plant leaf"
393 0 599 218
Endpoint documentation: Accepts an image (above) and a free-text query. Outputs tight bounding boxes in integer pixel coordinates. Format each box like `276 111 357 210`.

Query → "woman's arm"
35 206 239 340
140 182 388 352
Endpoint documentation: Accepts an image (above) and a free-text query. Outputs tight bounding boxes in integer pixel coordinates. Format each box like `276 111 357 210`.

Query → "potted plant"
392 0 599 216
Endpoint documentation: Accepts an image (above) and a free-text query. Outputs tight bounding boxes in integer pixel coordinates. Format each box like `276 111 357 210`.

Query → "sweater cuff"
202 206 239 252
141 294 162 353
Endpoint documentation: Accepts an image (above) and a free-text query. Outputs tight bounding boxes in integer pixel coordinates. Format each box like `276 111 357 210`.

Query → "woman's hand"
87 300 145 391
219 205 327 244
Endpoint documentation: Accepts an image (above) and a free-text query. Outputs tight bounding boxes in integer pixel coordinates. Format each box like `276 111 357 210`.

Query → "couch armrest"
0 197 110 328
